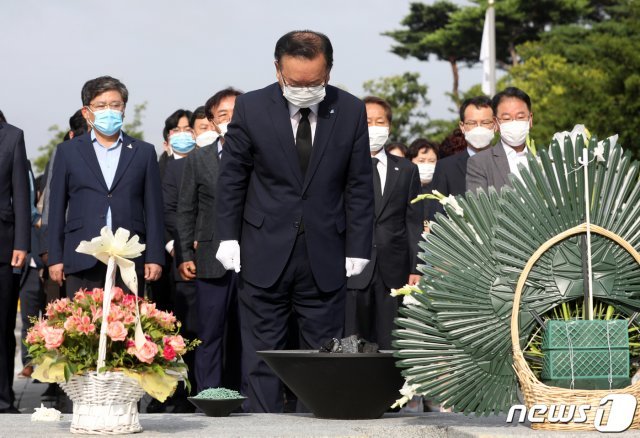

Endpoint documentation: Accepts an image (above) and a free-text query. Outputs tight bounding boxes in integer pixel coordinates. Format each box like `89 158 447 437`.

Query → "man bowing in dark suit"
345 96 422 350
48 76 164 296
0 121 30 413
215 30 374 413
428 96 495 220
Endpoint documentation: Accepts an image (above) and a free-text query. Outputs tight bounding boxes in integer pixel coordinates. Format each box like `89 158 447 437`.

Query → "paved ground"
10 317 640 436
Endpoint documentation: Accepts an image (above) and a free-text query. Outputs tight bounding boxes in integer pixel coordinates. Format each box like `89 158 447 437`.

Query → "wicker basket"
59 371 145 435
511 223 640 431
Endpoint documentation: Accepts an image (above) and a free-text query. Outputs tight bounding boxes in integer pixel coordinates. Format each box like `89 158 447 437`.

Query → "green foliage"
362 72 430 144
32 102 147 174
506 2 640 157
33 126 66 174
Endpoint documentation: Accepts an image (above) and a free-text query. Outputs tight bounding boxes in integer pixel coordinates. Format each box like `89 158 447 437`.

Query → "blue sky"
1 0 482 163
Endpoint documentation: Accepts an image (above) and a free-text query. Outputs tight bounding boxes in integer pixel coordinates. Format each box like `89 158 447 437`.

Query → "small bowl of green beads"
188 388 246 417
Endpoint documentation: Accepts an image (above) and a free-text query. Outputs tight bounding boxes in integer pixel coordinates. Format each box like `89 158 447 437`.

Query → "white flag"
480 8 491 95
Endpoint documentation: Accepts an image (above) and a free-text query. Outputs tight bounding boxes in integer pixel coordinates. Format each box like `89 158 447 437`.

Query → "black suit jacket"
216 83 374 292
348 154 422 290
0 123 30 262
162 157 187 276
48 132 165 274
177 141 226 279
427 150 470 221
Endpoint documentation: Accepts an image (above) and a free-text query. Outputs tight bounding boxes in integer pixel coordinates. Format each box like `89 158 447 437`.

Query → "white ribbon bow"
76 227 147 371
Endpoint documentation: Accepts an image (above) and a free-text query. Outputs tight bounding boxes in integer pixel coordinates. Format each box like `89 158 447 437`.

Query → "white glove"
216 240 241 273
345 257 369 277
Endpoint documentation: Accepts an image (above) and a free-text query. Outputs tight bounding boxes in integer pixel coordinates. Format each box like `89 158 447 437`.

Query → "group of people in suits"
0 27 535 414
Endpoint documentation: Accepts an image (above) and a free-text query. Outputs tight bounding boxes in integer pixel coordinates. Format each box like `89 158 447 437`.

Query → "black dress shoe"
0 406 21 413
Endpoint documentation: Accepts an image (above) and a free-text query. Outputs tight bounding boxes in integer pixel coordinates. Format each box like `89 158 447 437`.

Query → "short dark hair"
491 87 532 114
81 76 129 106
204 87 243 121
274 30 334 70
385 142 408 157
363 96 393 124
190 106 207 127
459 96 492 121
0 110 6 124
407 138 439 161
439 128 468 159
64 109 88 141
162 109 193 141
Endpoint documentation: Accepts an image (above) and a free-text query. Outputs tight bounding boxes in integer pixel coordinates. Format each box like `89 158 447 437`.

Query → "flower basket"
27 228 198 435
59 371 145 434
511 223 640 431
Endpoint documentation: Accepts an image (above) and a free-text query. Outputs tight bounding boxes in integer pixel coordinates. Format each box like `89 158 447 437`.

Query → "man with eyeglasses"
214 30 374 413
428 96 495 220
466 87 534 194
48 76 165 297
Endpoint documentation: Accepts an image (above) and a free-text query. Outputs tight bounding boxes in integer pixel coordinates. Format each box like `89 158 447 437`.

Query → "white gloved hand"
345 257 369 277
216 240 241 273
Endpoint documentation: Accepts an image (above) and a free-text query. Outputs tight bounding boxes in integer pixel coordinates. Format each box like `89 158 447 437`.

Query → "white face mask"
464 126 495 150
499 120 530 147
368 126 389 152
217 122 230 137
417 163 435 184
282 84 326 108
195 130 219 147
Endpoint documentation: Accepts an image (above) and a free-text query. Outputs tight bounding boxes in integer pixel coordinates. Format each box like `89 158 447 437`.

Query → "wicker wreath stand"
511 223 640 431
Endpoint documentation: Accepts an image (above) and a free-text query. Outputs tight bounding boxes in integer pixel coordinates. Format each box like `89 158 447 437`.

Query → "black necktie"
296 108 312 176
372 157 382 208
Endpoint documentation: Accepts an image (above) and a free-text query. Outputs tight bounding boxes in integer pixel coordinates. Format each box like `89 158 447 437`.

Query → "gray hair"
81 76 129 106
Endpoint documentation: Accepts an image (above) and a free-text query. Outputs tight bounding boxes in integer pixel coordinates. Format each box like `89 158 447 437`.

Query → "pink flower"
111 287 124 302
42 326 64 350
47 298 71 318
76 315 96 335
90 304 103 323
63 316 78 332
163 344 176 361
107 305 124 322
123 312 136 325
134 340 158 364
26 319 47 344
164 335 187 355
107 321 128 341
156 311 176 329
90 288 104 303
140 302 158 318
122 294 137 309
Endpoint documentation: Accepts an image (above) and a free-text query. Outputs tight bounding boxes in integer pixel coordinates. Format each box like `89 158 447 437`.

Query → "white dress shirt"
372 149 388 194
288 102 319 145
502 141 529 179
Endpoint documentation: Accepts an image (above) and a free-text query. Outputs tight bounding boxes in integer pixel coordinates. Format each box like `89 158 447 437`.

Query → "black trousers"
0 264 18 410
238 233 345 413
65 262 145 298
345 264 400 350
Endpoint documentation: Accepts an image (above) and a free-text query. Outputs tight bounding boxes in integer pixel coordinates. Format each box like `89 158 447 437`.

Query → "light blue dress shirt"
91 130 123 229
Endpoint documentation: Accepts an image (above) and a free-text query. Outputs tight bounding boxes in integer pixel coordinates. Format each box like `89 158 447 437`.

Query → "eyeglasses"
89 102 125 111
280 70 326 88
169 127 194 136
497 114 531 123
463 120 495 128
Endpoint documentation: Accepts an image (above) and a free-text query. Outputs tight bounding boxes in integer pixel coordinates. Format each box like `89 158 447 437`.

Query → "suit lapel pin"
126 144 132 149
394 167 399 171
329 109 335 114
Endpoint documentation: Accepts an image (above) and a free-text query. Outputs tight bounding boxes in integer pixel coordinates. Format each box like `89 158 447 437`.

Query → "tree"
33 102 148 174
506 1 640 156
385 0 599 102
362 73 430 144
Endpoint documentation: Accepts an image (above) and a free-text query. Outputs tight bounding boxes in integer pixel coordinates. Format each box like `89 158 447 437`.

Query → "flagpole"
488 0 496 96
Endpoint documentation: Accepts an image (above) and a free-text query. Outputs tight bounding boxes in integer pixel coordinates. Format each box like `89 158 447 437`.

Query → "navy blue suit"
48 132 164 288
216 83 374 412
0 123 30 411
